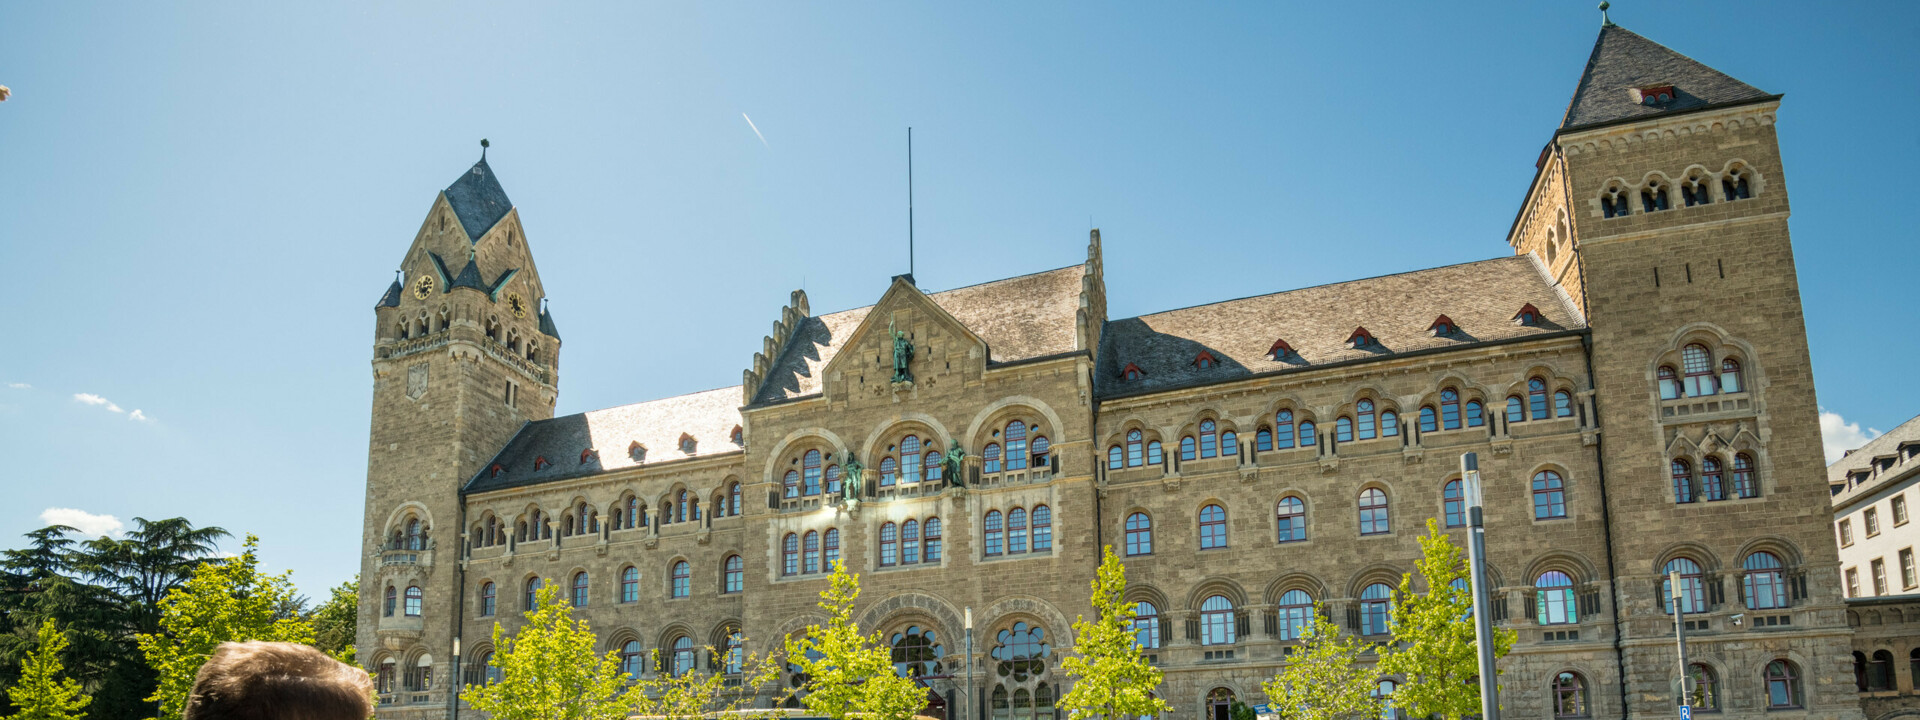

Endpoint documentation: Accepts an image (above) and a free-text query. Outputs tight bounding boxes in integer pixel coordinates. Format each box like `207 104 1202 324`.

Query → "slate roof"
751 266 1088 405
465 386 744 494
376 279 402 308
1828 413 1920 492
450 258 488 292
1560 25 1773 133
1095 256 1583 399
444 158 513 242
538 306 561 340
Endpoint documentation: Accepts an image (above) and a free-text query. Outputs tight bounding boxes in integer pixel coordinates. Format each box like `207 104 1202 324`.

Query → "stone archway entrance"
1207 687 1236 720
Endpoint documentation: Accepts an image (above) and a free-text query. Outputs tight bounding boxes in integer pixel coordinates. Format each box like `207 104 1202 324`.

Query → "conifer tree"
1262 608 1377 720
136 535 314 720
1376 520 1514 720
4 620 90 720
1058 546 1169 720
782 561 926 720
463 583 639 720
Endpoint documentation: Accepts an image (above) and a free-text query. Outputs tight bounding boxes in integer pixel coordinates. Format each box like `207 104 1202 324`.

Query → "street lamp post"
1671 570 1693 716
966 606 976 720
1462 452 1501 720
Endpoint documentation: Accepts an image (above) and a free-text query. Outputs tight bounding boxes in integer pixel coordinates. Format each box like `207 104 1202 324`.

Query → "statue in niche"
889 319 915 384
943 440 966 485
842 458 864 504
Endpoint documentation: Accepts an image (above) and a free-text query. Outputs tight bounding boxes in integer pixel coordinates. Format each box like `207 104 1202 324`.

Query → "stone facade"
357 23 1866 720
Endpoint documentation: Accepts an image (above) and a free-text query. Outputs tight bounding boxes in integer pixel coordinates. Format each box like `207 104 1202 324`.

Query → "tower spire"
481 137 489 160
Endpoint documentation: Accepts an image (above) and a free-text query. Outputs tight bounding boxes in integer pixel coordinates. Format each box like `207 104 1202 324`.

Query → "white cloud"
129 409 150 422
73 393 125 413
6 382 28 389
40 508 124 538
1821 409 1883 464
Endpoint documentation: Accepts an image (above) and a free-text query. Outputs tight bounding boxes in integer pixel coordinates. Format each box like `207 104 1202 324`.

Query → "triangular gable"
818 276 991 385
1560 24 1772 132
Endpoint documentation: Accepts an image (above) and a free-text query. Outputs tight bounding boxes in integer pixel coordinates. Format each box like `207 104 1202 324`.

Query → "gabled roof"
1560 25 1773 133
450 258 488 292
443 158 513 242
376 278 402 308
1095 256 1584 398
464 386 744 494
751 265 1088 404
1828 412 1920 493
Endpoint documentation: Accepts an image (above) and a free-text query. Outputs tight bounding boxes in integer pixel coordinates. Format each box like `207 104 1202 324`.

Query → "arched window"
1031 506 1052 552
621 566 639 603
1300 420 1318 446
878 457 898 487
1107 446 1123 470
1147 440 1164 464
825 464 842 495
1125 513 1153 556
1126 430 1145 467
1552 672 1589 718
728 482 741 516
524 577 542 610
722 631 744 674
670 636 695 677
984 511 1004 557
1131 601 1161 649
1275 410 1297 449
1683 170 1714 207
480 582 496 616
1464 400 1485 427
1221 429 1239 456
1554 390 1574 417
1198 420 1218 458
1602 182 1632 218
1444 479 1466 528
1359 583 1393 635
619 640 644 677
1359 488 1390 536
1179 436 1197 461
1642 178 1671 212
901 520 920 564
1686 663 1719 711
1765 660 1802 709
901 435 924 483
1662 558 1705 614
1529 378 1550 420
1277 590 1313 641
1672 459 1695 504
824 528 842 569
1723 163 1753 200
1277 497 1307 543
1682 345 1717 397
889 626 944 678
879 522 899 566
803 450 822 496
625 497 641 529
570 572 589 608
723 555 743 593
782 533 800 576
404 585 423 616
676 490 691 523
384 585 396 617
1373 680 1399 720
1701 458 1725 501
1733 454 1758 498
926 449 945 482
377 658 396 694
1533 471 1568 519
984 444 1002 474
1008 507 1029 554
1200 595 1235 645
923 518 943 562
1743 552 1788 610
1419 406 1438 433
670 561 690 598
1869 650 1895 692
1720 358 1744 394
1659 366 1681 400
1199 504 1227 549
405 518 424 550
1536 571 1577 625
1506 396 1524 423
408 654 434 692
1335 417 1354 443
803 530 821 574
1005 422 1029 471
1359 400 1382 440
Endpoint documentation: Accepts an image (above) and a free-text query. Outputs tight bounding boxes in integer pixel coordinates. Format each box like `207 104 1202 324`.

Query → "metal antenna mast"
908 127 915 278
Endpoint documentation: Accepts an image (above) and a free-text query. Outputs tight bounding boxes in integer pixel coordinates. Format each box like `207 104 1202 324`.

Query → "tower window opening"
1641 179 1672 213
1601 183 1631 218
1683 170 1714 207
1723 163 1753 200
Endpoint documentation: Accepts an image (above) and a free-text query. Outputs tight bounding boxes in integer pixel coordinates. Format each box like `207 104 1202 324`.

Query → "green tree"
136 535 312 720
308 578 359 663
631 641 783 720
1262 607 1378 720
1376 520 1515 720
782 561 925 720
1058 546 1169 720
463 584 638 720
4 621 90 720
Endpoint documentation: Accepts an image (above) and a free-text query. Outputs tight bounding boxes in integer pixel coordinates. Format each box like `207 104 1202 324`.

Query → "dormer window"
490 463 504 478
533 456 551 471
1346 327 1375 349
1121 363 1145 382
1630 85 1675 106
730 425 744 446
1429 315 1457 336
1513 304 1542 326
629 442 647 463
580 448 598 465
679 433 697 454
1267 338 1295 361
1193 351 1219 370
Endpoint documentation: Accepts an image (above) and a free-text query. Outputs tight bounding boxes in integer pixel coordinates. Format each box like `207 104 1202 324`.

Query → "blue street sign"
1679 705 1692 720
1253 705 1272 715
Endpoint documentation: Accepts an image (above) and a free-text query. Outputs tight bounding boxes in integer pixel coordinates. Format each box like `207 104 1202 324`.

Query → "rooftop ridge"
1119 255 1531 321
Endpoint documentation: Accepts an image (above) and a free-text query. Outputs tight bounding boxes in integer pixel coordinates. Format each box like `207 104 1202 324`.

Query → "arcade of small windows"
389 515 429 551
783 449 845 499
560 501 600 538
1334 399 1399 443
1598 164 1759 220
515 509 552 542
715 482 744 518
1658 344 1746 400
983 420 1052 475
1660 550 1797 614
1670 453 1760 503
1254 409 1318 452
1503 377 1576 424
983 506 1052 558
611 496 649 531
473 515 507 547
879 517 943 567
662 489 701 525
1418 388 1487 433
781 529 843 577
1107 429 1165 470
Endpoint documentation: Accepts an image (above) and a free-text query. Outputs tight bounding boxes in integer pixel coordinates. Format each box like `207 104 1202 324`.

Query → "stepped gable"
1829 413 1920 491
465 386 743 493
1560 24 1773 132
1096 256 1584 399
443 158 514 242
751 265 1087 405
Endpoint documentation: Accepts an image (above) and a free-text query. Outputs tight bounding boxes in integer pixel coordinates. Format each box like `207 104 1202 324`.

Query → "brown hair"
183 642 375 720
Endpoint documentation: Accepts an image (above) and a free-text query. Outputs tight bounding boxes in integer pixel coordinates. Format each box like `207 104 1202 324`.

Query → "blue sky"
3 2 1915 596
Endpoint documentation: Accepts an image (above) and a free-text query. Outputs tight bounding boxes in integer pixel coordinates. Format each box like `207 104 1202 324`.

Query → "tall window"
826 464 842 495
1335 417 1354 443
1528 378 1550 420
522 577 544 610
984 444 1001 474
1444 480 1466 528
1658 366 1681 400
1554 390 1574 417
924 519 942 562
1686 664 1719 711
880 523 899 566
1199 504 1228 549
404 586 423 617
1533 471 1568 519
1682 345 1717 396
1373 681 1398 720
1536 571 1577 625
803 450 823 496
1672 460 1695 504
1465 400 1485 427
1277 590 1313 641
1032 506 1052 552
670 561 689 598
1359 488 1390 536
879 457 898 487
1359 583 1392 635
1008 508 1029 554
722 631 745 675
902 520 921 565
1198 420 1218 458
1131 601 1161 649
670 636 695 677
783 533 799 576
1732 454 1758 498
1873 558 1889 596
824 528 841 569
1419 406 1439 433
1552 672 1589 718
1765 660 1802 709
1005 422 1029 471
890 626 944 678
1222 429 1240 456
926 449 945 483
984 511 1004 557
1274 411 1297 449
1300 420 1317 447
1125 513 1152 556
1108 445 1123 470
1506 396 1524 423
803 530 821 574
728 482 741 515
901 435 924 482
784 469 799 499
1662 558 1705 614
1147 440 1164 464
1179 437 1197 461
571 572 589 608
1126 430 1145 467
1701 457 1725 502
619 641 644 677
1720 358 1744 393
480 582 496 616
1743 552 1788 609
723 555 743 593
1277 497 1307 543
1441 388 1462 429
1903 548 1917 590
1200 595 1235 646
384 585 396 617
1357 400 1378 440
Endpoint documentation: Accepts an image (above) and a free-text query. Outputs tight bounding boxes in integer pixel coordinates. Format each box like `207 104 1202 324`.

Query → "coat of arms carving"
407 364 429 400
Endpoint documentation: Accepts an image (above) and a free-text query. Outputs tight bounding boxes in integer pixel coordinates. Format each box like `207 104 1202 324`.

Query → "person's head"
183 642 374 720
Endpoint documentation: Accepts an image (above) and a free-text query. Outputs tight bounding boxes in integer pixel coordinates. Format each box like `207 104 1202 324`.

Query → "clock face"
412 275 435 300
507 292 527 318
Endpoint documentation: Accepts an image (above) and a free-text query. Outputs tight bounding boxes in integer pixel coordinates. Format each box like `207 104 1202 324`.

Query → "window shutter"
1236 613 1250 638
1185 618 1200 641
1263 610 1278 637
1525 591 1538 620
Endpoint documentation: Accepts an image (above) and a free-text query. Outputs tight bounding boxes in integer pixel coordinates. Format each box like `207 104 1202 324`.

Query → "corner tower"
358 153 560 714
1512 20 1858 719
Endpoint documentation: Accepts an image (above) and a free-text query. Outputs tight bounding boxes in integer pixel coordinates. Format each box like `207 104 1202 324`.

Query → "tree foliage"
4 621 90 720
1262 608 1378 720
1376 520 1515 720
136 535 313 720
630 643 782 720
1058 546 1169 720
782 561 926 720
308 578 359 663
463 584 639 720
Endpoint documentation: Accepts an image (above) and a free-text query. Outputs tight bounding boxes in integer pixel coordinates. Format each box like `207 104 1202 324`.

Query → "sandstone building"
357 19 1862 720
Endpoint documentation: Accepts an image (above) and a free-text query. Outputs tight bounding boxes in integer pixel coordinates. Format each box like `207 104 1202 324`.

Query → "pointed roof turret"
1559 24 1774 133
449 257 488 292
538 303 561 340
444 157 513 242
376 276 403 308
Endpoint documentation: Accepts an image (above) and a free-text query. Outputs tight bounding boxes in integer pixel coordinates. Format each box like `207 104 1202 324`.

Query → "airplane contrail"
742 113 768 148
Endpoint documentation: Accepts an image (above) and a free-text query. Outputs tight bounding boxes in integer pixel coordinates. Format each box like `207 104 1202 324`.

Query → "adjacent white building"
1832 414 1920 598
